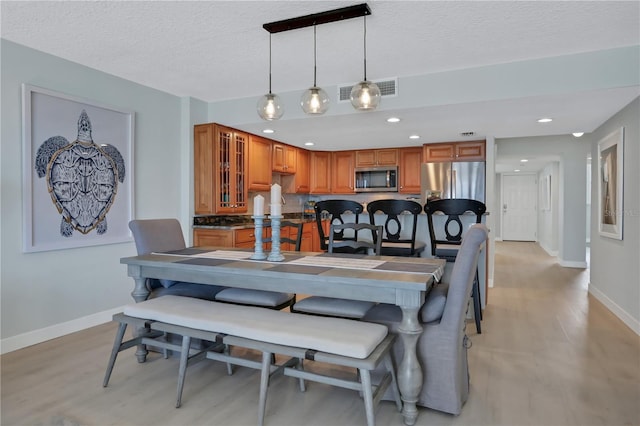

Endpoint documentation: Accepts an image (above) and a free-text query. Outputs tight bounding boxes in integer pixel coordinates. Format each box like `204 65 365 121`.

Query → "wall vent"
338 77 398 102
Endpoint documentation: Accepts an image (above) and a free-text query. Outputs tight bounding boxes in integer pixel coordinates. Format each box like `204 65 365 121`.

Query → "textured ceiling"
2 1 640 171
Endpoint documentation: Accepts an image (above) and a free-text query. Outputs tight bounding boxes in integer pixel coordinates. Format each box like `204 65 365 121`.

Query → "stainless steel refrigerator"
421 162 485 204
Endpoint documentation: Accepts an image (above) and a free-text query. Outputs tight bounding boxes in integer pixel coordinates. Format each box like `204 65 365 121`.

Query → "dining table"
121 247 446 425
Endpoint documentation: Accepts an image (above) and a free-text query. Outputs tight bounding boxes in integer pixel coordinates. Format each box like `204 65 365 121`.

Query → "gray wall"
538 162 560 255
589 97 640 333
0 40 204 351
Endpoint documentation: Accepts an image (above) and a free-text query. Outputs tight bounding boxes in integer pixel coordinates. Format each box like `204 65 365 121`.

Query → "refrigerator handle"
452 169 457 198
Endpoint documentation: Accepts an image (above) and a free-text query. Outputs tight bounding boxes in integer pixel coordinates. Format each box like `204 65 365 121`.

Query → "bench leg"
103 322 128 387
384 354 402 412
176 335 191 408
359 368 375 426
258 351 272 426
225 345 234 376
296 358 306 392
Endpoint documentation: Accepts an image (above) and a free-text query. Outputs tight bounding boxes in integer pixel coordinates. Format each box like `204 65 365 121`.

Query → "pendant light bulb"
258 34 284 121
351 15 381 111
301 25 329 115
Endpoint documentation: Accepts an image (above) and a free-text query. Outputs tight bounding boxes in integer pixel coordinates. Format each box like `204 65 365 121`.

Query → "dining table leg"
128 265 151 363
397 304 423 426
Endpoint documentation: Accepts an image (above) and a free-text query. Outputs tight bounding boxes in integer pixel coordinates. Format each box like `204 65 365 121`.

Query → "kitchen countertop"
193 214 315 230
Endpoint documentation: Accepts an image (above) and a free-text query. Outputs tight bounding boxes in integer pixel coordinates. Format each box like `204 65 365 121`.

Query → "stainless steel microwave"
354 166 398 192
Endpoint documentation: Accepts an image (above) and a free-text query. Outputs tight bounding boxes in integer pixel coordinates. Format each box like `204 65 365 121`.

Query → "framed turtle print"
597 127 624 240
22 84 135 252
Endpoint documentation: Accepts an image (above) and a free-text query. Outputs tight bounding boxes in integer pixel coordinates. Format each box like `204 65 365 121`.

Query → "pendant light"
300 25 329 115
257 33 284 121
350 15 381 111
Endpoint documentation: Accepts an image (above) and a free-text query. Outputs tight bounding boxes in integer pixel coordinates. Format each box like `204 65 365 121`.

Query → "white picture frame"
597 127 624 240
22 84 135 252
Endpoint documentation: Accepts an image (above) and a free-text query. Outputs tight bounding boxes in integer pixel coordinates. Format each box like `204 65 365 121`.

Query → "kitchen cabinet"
248 135 272 192
399 147 423 194
331 151 355 194
423 140 485 162
194 123 248 214
300 222 314 252
311 220 329 252
272 143 297 174
193 227 268 249
355 149 398 167
283 148 310 194
310 151 331 194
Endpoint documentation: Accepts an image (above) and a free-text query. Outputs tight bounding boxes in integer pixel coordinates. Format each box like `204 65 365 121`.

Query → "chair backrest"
263 220 303 251
367 199 422 254
128 219 186 255
423 199 486 256
314 200 364 251
328 223 383 255
441 224 488 330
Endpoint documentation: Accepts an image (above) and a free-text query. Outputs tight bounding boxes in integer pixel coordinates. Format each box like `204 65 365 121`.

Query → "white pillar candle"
270 203 282 216
271 183 281 206
253 194 264 216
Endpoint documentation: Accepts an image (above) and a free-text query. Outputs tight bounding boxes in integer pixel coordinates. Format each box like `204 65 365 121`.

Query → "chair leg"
472 270 482 334
225 345 234 376
176 335 191 408
296 358 306 392
359 368 375 426
258 351 273 426
103 322 128 387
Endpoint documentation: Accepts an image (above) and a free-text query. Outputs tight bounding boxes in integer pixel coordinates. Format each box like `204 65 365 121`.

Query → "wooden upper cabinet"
355 149 398 167
310 151 331 194
194 123 248 215
248 135 272 192
331 151 355 194
282 148 310 194
272 143 297 174
424 140 486 162
399 147 423 194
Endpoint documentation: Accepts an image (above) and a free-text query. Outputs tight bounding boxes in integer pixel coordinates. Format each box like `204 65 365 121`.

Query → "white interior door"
502 174 537 241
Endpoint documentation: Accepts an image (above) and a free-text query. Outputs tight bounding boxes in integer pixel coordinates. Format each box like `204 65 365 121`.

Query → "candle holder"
250 215 268 260
267 215 285 262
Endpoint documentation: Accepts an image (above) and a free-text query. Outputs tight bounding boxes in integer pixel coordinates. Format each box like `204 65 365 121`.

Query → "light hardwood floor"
2 242 639 425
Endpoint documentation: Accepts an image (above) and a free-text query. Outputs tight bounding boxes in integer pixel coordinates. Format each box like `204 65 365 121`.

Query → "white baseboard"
539 242 559 257
1 306 124 355
558 259 588 268
589 284 640 335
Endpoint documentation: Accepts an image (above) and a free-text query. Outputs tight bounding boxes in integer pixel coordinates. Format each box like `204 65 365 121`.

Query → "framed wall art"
22 84 135 252
597 127 624 240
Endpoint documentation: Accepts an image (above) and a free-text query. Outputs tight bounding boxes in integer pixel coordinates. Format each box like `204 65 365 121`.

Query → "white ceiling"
2 1 639 172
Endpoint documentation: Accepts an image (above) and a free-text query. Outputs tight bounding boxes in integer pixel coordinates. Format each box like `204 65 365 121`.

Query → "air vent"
460 131 476 137
338 77 398 102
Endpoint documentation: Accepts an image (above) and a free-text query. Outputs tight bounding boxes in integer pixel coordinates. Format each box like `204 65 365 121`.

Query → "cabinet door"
273 143 296 174
310 151 331 194
285 146 297 174
193 229 233 247
248 135 272 192
300 222 314 252
376 149 398 166
355 150 376 167
194 124 215 214
293 149 310 193
456 141 486 161
399 147 423 193
424 143 455 162
331 151 355 194
215 126 248 214
234 228 257 249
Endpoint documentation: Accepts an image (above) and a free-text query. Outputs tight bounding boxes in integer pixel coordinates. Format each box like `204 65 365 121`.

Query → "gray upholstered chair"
129 219 227 300
291 223 383 320
363 224 488 415
214 221 300 310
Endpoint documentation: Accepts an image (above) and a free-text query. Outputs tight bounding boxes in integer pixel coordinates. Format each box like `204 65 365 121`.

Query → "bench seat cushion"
292 297 375 319
124 295 388 359
214 288 294 307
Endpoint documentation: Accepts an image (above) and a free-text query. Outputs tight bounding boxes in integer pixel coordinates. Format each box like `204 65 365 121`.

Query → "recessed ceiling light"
409 135 420 140
304 141 315 146
520 159 529 163
387 117 401 123
537 118 553 123
572 132 584 137
514 169 521 172
262 129 275 134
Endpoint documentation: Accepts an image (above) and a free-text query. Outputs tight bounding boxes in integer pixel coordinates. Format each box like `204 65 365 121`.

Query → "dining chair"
314 199 365 253
366 199 426 257
423 198 486 333
291 223 383 320
213 221 301 310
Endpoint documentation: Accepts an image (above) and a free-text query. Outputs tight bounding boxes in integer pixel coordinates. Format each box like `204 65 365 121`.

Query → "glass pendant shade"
301 86 329 115
350 80 381 110
257 93 284 120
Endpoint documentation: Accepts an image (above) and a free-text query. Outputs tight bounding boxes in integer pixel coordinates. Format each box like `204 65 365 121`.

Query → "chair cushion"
150 283 227 301
293 297 375 319
215 288 294 308
435 245 460 261
420 283 449 323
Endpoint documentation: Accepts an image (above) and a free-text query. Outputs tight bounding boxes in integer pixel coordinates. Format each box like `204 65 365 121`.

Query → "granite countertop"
193 213 315 230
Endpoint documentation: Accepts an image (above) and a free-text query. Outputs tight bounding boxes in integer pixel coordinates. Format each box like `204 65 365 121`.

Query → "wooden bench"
104 295 401 426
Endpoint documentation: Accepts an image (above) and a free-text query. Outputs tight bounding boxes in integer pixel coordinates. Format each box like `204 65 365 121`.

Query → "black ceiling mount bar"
263 3 371 33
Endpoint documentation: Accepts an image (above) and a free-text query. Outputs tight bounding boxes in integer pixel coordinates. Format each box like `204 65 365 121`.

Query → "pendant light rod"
268 33 273 93
363 15 368 81
263 3 371 33
313 25 317 86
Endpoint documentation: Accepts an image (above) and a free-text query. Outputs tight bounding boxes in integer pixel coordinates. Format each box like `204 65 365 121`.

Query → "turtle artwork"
35 110 126 237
